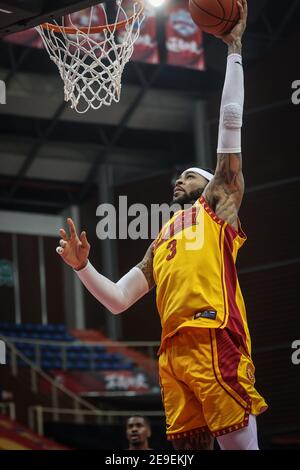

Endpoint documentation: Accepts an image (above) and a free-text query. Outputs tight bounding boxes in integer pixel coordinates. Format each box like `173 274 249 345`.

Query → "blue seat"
75 346 90 354
108 363 120 370
15 342 30 349
121 362 134 370
95 361 111 370
18 332 30 338
50 334 67 341
64 334 75 342
37 324 45 331
41 350 61 359
14 324 23 331
52 360 63 369
56 324 67 332
94 353 112 361
23 350 35 358
45 324 57 332
67 353 81 361
47 345 61 353
40 359 61 369
3 331 13 337
0 322 72 335
32 333 42 339
0 322 12 331
66 345 78 352
41 360 52 369
40 333 56 340
78 352 91 359
113 352 124 361
67 361 89 370
93 345 106 353
22 324 36 332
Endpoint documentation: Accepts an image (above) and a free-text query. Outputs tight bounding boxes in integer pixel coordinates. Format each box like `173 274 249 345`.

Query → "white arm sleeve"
75 261 150 315
217 53 244 154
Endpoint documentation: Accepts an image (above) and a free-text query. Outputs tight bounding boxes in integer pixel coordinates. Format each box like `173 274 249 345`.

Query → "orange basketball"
189 0 240 36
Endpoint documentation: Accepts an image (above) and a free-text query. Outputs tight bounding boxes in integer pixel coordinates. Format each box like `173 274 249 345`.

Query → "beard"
172 187 205 208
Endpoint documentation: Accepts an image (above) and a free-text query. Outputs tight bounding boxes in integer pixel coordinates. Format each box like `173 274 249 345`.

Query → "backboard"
0 0 102 38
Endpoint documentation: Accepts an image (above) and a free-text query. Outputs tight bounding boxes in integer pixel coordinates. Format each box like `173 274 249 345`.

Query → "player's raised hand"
219 0 248 44
56 218 90 270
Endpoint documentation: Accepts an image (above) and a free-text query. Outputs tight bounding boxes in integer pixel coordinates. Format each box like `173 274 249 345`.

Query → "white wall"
0 210 63 236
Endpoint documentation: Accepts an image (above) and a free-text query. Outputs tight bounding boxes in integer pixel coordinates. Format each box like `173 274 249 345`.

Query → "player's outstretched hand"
218 0 248 45
56 218 90 271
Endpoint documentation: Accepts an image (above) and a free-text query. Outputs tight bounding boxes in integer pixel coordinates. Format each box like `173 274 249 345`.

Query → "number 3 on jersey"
166 239 177 261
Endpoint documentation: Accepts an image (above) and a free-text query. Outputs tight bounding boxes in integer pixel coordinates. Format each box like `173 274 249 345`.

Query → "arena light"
147 0 166 8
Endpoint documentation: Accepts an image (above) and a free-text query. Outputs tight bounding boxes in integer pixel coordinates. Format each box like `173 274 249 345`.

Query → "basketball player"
125 415 153 450
57 0 267 450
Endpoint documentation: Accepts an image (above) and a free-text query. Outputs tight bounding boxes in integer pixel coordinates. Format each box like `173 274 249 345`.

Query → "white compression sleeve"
75 261 150 314
217 53 244 154
217 414 259 450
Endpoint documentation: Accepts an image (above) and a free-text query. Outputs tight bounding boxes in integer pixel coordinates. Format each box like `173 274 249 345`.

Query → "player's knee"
172 437 195 450
171 434 214 450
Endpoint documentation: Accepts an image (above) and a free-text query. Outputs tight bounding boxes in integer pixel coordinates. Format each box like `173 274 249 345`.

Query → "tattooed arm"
203 153 244 231
136 242 156 290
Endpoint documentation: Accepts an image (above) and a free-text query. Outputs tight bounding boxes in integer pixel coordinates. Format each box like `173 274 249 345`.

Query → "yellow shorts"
158 327 268 439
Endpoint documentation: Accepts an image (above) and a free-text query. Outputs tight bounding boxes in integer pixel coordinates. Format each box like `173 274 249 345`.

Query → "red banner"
165 0 205 70
118 0 159 64
4 1 205 70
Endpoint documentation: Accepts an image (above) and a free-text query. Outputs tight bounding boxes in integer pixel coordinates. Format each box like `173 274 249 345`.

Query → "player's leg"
159 338 214 450
217 414 259 450
184 328 267 449
172 430 214 450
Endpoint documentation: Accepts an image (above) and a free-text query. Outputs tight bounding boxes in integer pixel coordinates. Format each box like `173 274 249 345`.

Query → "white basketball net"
36 1 144 113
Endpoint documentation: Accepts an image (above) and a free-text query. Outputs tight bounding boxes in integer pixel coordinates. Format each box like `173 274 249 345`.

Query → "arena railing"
28 405 165 436
4 336 160 377
1 338 99 426
0 401 16 421
1 336 161 426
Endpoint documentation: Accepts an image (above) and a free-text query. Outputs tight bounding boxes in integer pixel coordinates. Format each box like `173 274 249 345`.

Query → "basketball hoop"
35 1 145 113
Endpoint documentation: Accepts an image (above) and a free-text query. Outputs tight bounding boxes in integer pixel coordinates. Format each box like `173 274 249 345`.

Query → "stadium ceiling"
0 0 299 213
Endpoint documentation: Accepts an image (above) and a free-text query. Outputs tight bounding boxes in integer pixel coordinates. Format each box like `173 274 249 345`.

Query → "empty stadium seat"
0 322 75 342
2 323 138 375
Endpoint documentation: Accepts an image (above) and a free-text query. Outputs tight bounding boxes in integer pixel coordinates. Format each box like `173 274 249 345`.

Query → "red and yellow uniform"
153 196 268 438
